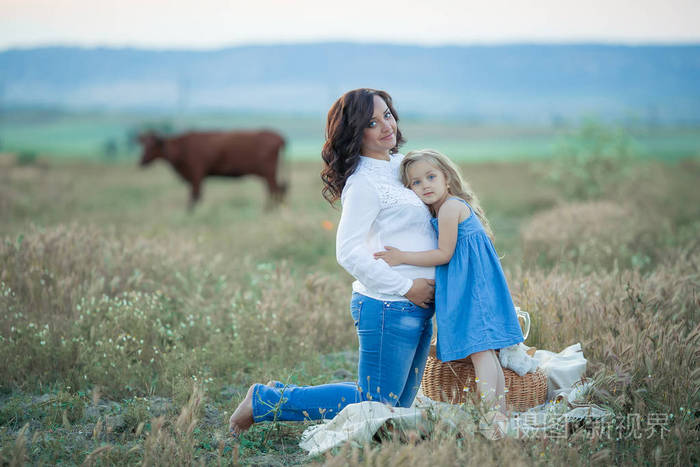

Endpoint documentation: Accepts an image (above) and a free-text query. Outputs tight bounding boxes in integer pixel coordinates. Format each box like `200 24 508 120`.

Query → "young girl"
373 149 524 438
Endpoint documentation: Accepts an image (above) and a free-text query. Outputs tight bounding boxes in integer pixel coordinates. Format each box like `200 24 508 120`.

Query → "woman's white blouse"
336 153 437 301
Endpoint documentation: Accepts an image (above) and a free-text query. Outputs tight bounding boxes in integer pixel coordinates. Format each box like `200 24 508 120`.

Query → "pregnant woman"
229 88 437 434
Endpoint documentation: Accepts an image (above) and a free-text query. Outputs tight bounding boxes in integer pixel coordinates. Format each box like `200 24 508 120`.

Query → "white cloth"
533 343 589 401
299 402 425 455
336 154 436 301
499 343 540 376
300 343 607 455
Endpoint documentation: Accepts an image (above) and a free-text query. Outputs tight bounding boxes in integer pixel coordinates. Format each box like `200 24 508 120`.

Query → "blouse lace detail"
356 157 425 209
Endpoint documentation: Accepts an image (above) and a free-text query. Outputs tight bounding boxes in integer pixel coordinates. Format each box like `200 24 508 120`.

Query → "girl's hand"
373 246 404 266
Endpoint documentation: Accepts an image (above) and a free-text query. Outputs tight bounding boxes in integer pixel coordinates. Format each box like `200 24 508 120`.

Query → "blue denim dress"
432 198 523 361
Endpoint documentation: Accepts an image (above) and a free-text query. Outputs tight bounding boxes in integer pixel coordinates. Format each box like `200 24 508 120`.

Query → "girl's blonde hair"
401 149 495 240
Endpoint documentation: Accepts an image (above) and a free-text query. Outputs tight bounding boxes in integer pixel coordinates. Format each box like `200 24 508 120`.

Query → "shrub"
16 151 38 166
546 120 640 201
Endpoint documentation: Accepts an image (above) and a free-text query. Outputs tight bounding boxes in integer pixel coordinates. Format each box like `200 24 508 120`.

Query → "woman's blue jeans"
251 292 434 422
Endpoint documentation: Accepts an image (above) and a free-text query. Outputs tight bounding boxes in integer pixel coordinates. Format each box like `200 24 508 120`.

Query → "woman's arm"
336 175 414 296
374 199 465 267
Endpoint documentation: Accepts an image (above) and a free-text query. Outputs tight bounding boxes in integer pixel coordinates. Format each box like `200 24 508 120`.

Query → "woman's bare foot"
229 384 256 436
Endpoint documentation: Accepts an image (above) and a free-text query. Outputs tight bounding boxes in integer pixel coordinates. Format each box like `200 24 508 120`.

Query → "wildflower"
321 220 334 231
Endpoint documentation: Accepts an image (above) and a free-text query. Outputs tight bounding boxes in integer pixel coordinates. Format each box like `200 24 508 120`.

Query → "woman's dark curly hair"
321 88 405 205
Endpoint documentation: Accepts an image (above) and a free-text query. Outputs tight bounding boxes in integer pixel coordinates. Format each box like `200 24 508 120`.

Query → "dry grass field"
0 151 698 465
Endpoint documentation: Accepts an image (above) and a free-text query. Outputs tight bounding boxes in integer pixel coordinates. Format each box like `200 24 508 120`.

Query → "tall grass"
0 224 352 399
0 153 698 465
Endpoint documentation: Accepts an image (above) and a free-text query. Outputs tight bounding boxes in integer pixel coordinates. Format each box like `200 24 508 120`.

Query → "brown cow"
139 130 287 209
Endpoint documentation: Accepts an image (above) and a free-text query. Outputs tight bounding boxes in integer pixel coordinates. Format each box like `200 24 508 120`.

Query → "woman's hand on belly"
405 278 435 308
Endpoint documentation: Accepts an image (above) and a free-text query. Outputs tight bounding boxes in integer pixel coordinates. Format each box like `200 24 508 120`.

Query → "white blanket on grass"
300 343 610 456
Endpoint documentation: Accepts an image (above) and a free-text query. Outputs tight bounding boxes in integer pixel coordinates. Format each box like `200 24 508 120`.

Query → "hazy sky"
2 0 699 50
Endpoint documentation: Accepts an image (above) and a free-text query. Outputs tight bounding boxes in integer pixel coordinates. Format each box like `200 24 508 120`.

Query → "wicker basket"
421 345 547 411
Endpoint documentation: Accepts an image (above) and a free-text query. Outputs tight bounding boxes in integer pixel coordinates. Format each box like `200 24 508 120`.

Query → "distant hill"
1 43 699 123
